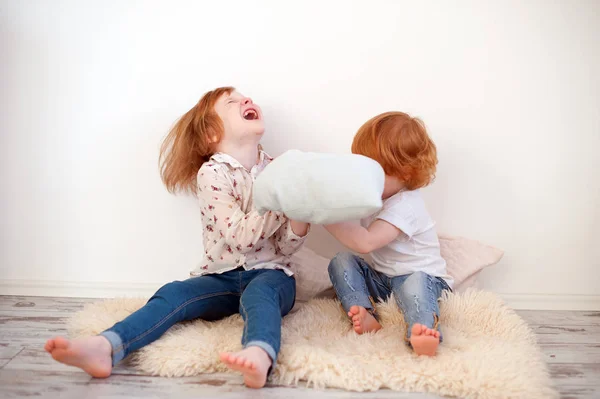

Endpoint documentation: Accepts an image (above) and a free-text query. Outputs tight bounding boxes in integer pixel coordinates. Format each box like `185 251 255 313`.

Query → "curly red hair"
352 112 438 190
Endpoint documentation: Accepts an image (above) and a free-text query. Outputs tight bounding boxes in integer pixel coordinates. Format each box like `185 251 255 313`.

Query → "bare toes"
54 337 70 349
219 353 232 364
349 306 360 316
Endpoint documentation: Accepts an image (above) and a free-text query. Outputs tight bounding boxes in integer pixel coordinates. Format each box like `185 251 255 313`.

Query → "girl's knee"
152 281 188 304
246 275 293 301
242 281 294 314
155 280 182 294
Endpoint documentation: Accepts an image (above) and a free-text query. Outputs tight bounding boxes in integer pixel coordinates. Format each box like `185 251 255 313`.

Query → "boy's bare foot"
44 336 112 378
409 323 440 356
219 346 272 389
348 305 382 334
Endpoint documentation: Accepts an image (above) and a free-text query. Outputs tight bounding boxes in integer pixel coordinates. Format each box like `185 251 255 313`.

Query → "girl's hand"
290 220 310 237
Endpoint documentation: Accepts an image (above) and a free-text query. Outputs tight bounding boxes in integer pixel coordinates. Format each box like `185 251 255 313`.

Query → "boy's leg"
328 252 390 333
45 271 242 377
391 271 449 356
220 269 295 388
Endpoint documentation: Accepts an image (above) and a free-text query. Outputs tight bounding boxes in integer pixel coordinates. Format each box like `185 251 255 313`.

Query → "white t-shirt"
361 190 453 288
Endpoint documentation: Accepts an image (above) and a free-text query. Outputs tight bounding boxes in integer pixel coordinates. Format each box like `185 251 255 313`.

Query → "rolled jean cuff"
99 330 125 366
244 340 277 368
339 293 373 314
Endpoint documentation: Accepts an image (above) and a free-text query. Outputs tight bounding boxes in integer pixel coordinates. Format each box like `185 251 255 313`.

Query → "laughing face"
214 91 265 143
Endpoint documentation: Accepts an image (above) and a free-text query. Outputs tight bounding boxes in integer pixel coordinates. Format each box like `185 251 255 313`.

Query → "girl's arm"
198 165 286 254
325 220 401 254
275 220 310 256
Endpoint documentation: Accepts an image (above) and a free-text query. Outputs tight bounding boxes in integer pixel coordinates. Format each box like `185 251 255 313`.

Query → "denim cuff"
244 340 277 372
99 330 125 366
339 293 374 314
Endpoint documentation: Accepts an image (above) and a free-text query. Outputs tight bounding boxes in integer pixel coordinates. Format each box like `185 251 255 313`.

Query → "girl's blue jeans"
100 268 295 367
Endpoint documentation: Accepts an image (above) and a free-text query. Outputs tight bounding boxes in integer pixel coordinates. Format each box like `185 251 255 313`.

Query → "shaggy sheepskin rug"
68 290 557 398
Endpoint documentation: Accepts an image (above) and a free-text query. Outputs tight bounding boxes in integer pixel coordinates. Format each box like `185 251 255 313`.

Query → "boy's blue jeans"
328 252 450 341
100 268 295 367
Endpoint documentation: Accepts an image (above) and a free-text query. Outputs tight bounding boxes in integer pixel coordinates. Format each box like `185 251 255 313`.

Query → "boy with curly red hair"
326 112 452 356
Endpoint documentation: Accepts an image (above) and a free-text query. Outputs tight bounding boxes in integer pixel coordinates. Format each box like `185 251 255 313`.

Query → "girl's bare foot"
219 346 272 389
348 305 382 334
44 336 112 378
409 323 440 356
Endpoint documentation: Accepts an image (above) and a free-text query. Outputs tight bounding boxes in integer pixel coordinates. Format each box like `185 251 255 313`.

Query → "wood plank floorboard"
0 296 598 398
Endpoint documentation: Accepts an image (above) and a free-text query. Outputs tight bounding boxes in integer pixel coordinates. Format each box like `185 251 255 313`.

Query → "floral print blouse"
190 150 307 277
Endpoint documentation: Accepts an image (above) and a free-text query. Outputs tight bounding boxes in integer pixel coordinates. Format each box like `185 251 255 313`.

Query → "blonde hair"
159 87 234 194
352 112 438 190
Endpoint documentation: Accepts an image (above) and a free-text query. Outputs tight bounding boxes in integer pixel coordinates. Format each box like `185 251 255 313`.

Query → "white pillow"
253 150 385 224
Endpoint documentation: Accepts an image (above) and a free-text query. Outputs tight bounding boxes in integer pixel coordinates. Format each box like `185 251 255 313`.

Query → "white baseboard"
0 279 160 299
1 279 599 311
498 293 600 311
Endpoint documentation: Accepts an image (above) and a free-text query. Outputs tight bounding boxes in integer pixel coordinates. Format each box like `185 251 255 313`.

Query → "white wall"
1 0 599 309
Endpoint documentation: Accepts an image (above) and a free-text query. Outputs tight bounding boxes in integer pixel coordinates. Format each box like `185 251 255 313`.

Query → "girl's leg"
220 269 295 389
390 271 449 356
45 271 242 377
327 252 390 334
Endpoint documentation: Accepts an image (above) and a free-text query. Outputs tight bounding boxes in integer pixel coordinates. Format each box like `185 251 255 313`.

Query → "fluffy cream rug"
68 290 557 398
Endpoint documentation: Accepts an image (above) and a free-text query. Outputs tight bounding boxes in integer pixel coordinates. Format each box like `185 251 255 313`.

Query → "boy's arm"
324 220 401 254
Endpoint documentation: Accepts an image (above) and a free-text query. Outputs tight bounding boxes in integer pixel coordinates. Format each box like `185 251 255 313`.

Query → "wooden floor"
0 296 598 399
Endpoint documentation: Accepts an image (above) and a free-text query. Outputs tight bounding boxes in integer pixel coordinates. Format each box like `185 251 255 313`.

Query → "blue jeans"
100 268 295 368
328 252 450 341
